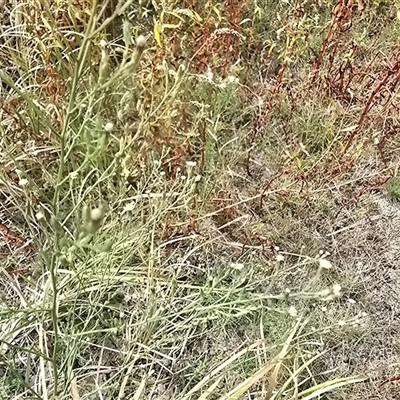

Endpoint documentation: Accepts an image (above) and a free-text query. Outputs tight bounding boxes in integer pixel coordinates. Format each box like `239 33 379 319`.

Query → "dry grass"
1 0 400 399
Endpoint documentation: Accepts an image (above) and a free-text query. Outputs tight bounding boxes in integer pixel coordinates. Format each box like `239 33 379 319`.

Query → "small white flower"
122 203 135 214
227 75 239 84
288 306 297 317
18 178 28 186
285 288 291 294
160 171 166 176
136 35 146 48
321 306 327 312
104 122 114 132
90 208 103 222
332 284 342 297
195 175 201 182
276 254 285 262
274 246 280 251
35 212 44 221
348 298 356 304
319 259 333 270
230 263 244 270
180 175 186 180
186 161 196 167
205 67 213 82
361 312 367 317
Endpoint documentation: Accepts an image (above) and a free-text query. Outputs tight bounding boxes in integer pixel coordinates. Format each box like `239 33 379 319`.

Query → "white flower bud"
288 306 297 317
319 259 332 269
104 122 114 132
90 208 103 222
36 212 45 221
136 35 146 48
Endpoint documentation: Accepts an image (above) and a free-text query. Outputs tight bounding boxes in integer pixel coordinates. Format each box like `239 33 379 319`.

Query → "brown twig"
259 167 291 208
334 176 391 219
378 127 400 163
0 222 37 255
342 54 400 154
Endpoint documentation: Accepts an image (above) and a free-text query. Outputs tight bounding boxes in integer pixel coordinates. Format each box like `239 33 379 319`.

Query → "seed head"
104 122 114 132
288 306 297 317
319 259 332 270
90 208 103 222
99 39 107 49
136 35 146 48
36 212 45 221
332 284 341 297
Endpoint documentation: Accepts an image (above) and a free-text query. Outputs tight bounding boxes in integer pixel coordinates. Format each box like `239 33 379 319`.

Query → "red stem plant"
311 0 356 83
342 47 400 155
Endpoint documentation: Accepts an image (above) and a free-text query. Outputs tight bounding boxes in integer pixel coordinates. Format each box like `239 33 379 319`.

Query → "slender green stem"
49 1 99 396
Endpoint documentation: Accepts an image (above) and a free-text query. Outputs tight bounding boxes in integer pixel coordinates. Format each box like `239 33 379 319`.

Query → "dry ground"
2 0 400 399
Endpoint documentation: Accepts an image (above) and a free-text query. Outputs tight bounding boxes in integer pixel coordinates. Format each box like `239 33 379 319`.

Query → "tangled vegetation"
1 0 400 398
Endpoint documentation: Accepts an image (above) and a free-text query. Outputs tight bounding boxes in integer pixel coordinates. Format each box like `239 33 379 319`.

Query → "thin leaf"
265 318 303 399
71 377 80 400
165 11 185 22
154 20 162 47
162 23 181 30
41 16 52 31
174 8 203 22
293 376 368 400
213 6 222 22
197 376 224 400
220 363 277 400
340 125 359 132
271 352 327 400
219 319 303 400
181 340 266 400
193 11 203 22
133 374 147 400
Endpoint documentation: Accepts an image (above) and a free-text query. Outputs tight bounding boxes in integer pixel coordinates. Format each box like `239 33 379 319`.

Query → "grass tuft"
1 0 400 399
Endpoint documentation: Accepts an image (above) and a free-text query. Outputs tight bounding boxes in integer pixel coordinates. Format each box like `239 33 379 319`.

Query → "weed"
384 176 400 201
1 0 400 399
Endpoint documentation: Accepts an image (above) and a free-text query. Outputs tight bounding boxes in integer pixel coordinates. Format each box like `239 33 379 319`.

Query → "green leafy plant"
385 176 400 201
1 0 399 399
